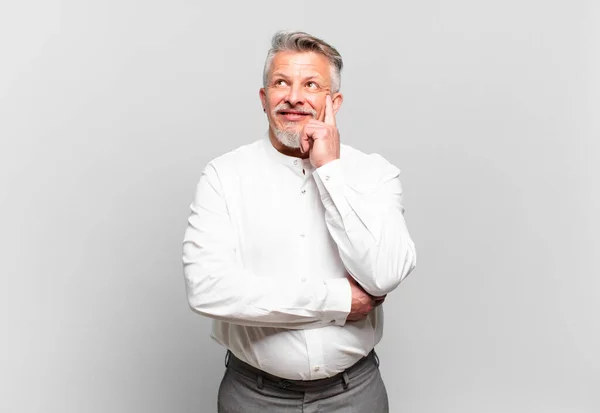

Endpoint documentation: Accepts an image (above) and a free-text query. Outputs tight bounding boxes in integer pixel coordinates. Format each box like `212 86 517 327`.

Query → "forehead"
270 51 331 79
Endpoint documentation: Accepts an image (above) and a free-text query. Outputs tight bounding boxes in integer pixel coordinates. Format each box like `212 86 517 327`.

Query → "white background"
1 1 598 412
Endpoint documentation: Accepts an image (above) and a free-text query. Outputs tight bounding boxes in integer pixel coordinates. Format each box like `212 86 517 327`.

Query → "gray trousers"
217 350 389 413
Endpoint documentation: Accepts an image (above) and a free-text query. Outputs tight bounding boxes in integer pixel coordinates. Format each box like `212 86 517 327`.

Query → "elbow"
398 241 417 284
357 271 401 297
368 240 417 296
185 279 230 321
184 273 211 316
366 275 403 297
185 284 209 314
183 264 222 319
183 262 243 323
182 243 222 318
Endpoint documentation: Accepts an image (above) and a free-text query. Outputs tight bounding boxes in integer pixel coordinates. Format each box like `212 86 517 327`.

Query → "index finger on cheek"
324 95 335 126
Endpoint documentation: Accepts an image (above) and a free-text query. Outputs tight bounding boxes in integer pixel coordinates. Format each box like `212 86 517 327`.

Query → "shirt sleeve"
312 156 417 297
182 163 351 329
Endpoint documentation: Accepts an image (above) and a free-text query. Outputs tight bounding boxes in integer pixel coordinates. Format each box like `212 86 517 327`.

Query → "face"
260 51 343 149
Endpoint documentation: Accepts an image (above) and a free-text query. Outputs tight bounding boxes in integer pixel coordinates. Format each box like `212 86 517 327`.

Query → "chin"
274 128 301 149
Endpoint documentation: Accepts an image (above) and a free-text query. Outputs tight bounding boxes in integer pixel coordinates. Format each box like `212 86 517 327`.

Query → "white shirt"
182 136 416 380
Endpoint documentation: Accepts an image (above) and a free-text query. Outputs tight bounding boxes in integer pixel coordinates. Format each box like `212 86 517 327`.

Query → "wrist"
313 156 339 169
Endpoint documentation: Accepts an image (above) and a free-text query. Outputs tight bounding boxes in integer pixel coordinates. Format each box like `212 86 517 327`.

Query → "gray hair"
262 31 343 93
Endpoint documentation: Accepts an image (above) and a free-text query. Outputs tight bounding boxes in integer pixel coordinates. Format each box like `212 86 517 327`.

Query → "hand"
299 95 340 168
347 274 383 321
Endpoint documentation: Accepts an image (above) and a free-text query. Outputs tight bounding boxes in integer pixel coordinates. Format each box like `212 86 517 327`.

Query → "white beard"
270 103 317 149
274 126 301 149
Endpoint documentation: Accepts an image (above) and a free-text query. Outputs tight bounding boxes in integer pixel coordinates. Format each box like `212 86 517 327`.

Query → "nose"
284 82 305 107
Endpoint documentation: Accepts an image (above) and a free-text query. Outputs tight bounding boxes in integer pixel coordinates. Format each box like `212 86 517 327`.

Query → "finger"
373 294 386 306
299 130 310 153
300 124 315 153
324 94 336 126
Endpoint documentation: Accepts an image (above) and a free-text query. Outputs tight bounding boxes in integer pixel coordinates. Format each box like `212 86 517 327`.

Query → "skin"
259 51 386 321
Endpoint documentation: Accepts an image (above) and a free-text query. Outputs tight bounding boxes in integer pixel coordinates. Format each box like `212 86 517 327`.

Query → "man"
182 31 416 412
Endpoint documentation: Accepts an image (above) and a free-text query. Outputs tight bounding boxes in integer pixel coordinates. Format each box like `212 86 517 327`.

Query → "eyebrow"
270 73 324 82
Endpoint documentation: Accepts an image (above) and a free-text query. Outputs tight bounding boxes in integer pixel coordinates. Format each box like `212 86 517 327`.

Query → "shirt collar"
261 133 314 174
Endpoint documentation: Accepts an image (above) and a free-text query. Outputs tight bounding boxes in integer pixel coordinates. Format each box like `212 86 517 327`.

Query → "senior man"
182 31 416 413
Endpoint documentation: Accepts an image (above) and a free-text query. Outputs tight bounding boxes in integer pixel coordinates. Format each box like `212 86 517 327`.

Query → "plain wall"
1 1 598 412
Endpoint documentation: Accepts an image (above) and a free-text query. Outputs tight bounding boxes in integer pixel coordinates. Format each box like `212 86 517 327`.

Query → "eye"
273 79 287 87
306 81 319 89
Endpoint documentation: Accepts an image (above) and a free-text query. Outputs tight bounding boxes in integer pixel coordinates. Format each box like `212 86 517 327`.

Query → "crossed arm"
182 157 416 329
182 163 351 329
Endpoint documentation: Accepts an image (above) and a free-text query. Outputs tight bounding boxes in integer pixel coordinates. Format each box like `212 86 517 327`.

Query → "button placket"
298 174 327 379
292 158 308 177
299 180 310 241
298 178 309 286
304 328 326 379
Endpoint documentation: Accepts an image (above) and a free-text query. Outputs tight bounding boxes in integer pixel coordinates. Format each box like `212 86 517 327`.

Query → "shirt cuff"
313 159 352 218
323 278 352 326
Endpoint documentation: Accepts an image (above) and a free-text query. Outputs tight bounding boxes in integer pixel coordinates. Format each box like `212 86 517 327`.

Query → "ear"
331 92 343 115
259 88 267 112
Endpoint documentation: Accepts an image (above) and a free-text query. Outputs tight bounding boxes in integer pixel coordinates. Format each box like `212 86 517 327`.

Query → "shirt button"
300 233 305 238
301 189 306 194
324 175 330 181
301 277 307 282
293 160 299 165
313 366 320 372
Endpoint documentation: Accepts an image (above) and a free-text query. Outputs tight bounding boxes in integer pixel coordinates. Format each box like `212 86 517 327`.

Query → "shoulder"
196 139 265 189
208 139 265 171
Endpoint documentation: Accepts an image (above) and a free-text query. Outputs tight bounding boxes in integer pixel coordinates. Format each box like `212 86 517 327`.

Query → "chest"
221 165 342 278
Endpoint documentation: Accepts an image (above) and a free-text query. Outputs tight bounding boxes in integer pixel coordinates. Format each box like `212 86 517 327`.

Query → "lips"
278 111 311 121
279 111 310 115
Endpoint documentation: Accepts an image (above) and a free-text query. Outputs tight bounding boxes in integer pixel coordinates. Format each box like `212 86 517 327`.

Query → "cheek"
306 95 324 113
267 92 286 108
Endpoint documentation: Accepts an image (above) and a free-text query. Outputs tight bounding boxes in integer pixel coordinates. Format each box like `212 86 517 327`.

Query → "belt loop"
224 350 231 367
342 372 350 390
257 375 264 390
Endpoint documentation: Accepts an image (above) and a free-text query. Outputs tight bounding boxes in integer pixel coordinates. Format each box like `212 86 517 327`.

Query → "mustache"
273 104 317 118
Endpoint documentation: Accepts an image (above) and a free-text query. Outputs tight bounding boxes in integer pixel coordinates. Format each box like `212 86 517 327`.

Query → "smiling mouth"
278 111 312 121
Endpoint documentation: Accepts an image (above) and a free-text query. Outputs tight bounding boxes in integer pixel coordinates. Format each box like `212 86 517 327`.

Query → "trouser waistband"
224 349 379 392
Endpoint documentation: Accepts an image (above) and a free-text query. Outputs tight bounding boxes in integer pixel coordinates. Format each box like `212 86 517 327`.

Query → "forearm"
182 244 351 329
313 159 417 296
321 203 416 296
